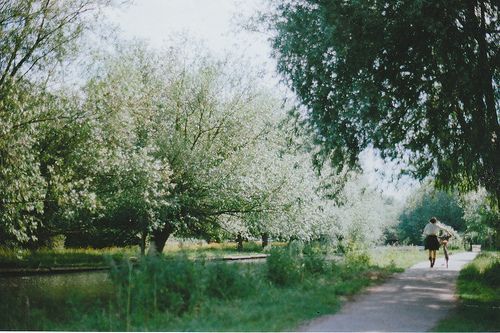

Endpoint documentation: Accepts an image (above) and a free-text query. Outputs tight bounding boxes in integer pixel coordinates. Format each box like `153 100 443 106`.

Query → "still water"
0 271 114 330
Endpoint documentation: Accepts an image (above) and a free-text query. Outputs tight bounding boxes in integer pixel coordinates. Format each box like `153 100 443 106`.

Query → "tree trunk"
236 233 244 252
150 223 175 255
495 229 500 250
139 229 147 255
262 233 269 248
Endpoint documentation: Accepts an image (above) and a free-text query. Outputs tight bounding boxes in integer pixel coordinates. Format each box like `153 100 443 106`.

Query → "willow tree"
0 0 109 244
265 0 499 204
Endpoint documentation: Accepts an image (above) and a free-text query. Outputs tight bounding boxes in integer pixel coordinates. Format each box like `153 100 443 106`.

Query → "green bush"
266 241 330 285
205 262 255 299
267 244 304 286
344 242 371 269
303 243 328 274
110 254 204 316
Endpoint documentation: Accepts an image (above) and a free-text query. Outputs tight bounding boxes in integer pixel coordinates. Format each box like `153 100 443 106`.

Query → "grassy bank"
0 241 270 270
434 251 500 332
0 247 134 269
0 245 423 331
162 240 274 259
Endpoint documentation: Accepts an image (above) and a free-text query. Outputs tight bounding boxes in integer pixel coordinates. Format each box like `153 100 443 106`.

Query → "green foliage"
265 0 500 202
267 241 334 285
110 255 204 316
460 189 500 248
398 183 465 244
0 0 110 246
303 242 328 274
344 248 371 269
205 262 256 300
267 244 304 285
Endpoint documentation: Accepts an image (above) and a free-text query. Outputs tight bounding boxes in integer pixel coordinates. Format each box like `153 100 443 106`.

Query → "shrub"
302 243 327 275
110 254 204 317
266 241 333 285
205 262 254 299
343 241 370 270
267 244 303 286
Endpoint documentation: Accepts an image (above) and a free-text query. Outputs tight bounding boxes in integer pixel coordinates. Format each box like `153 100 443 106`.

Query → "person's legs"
428 249 433 267
443 241 449 268
431 250 437 267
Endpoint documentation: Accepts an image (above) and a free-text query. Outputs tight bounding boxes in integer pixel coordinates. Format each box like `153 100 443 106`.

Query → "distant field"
369 246 425 270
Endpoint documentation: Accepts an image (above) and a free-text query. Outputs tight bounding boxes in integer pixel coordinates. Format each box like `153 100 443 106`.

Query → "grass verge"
433 251 500 332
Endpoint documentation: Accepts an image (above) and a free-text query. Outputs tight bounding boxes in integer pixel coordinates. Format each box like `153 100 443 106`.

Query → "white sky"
105 0 276 83
104 0 418 201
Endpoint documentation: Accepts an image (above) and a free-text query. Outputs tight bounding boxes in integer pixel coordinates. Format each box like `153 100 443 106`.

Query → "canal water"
0 258 265 329
0 271 113 330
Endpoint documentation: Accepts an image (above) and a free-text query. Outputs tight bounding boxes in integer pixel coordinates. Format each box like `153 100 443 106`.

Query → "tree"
460 188 499 248
264 0 499 204
334 174 401 246
0 0 108 88
0 0 110 245
398 182 465 245
78 44 178 252
30 91 101 248
83 43 288 253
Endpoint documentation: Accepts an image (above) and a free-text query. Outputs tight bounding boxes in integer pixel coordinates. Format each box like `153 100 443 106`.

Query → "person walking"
423 217 446 268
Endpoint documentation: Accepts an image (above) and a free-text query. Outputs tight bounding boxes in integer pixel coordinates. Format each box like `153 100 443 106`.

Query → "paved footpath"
297 251 478 332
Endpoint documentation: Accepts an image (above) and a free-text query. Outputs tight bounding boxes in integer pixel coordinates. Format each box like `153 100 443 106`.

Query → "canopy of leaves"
0 0 107 245
265 0 499 203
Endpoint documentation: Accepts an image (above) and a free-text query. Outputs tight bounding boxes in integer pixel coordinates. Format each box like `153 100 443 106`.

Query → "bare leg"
443 244 449 268
428 250 433 267
431 250 437 267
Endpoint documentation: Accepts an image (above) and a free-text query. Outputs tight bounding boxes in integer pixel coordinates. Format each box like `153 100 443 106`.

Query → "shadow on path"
297 252 478 332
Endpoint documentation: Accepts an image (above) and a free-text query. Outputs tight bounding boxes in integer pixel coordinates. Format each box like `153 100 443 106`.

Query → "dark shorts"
424 235 440 250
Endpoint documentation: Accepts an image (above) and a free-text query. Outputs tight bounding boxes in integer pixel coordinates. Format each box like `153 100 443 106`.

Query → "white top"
423 222 445 236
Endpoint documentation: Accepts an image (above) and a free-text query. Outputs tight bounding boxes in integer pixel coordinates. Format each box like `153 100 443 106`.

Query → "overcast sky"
104 0 419 201
105 0 276 82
